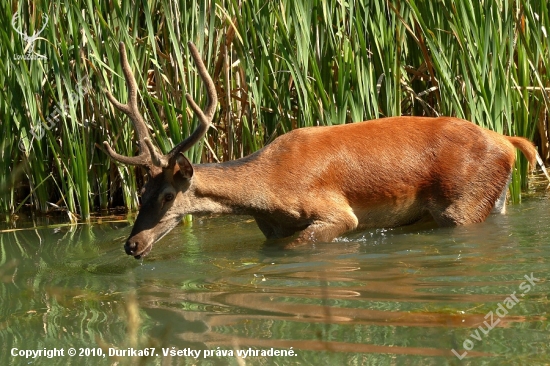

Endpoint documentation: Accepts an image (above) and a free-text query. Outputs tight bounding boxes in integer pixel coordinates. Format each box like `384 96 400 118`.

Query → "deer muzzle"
124 236 153 259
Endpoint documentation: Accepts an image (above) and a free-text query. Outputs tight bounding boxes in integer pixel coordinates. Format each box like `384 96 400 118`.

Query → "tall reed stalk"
1 0 548 219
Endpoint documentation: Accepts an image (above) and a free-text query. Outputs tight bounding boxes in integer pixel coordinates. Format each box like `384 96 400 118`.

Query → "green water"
1 186 549 365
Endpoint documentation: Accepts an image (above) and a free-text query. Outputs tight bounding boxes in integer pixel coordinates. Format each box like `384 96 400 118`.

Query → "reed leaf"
1 0 548 217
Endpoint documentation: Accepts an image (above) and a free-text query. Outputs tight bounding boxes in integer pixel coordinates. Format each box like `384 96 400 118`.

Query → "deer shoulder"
103 43 537 258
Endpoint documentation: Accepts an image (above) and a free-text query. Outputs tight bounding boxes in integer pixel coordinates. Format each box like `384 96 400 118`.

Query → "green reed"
1 0 548 219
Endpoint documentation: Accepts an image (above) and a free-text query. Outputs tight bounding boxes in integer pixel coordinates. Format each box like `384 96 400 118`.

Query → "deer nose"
125 240 138 256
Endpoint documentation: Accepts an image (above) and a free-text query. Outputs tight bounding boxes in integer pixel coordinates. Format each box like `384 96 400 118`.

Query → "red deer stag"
104 42 537 259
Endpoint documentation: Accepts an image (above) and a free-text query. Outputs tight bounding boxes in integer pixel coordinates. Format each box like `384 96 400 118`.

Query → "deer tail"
507 136 537 168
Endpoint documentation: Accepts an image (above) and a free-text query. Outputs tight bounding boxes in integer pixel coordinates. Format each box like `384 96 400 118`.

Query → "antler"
11 14 26 38
11 14 49 41
103 42 154 167
151 42 218 168
103 42 217 171
34 14 49 39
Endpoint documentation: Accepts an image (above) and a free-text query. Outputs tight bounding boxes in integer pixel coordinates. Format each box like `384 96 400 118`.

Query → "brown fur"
124 116 536 257
104 44 537 258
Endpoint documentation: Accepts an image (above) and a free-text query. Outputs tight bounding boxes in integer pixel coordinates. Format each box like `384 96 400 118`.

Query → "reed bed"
1 0 548 220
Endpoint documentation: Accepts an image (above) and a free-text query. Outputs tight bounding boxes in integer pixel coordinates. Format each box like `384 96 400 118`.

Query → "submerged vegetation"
1 0 549 220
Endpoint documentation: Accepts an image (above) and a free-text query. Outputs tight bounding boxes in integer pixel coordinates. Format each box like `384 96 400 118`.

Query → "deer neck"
189 162 260 215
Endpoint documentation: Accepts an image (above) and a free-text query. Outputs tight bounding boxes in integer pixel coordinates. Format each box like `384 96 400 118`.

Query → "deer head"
104 42 217 258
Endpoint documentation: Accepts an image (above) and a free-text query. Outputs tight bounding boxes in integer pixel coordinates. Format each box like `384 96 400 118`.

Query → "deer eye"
164 193 175 202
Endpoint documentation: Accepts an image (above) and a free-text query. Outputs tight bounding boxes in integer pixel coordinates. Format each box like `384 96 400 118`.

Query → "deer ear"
176 153 194 179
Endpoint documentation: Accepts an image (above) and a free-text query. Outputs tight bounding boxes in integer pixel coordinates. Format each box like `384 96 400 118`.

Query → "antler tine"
36 14 49 36
103 42 153 167
163 42 217 166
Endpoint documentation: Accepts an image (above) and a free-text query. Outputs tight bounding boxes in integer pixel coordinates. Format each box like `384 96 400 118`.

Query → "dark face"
124 168 192 259
102 41 215 258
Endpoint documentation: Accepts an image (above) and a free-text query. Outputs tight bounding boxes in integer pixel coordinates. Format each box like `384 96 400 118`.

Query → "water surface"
1 184 549 365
